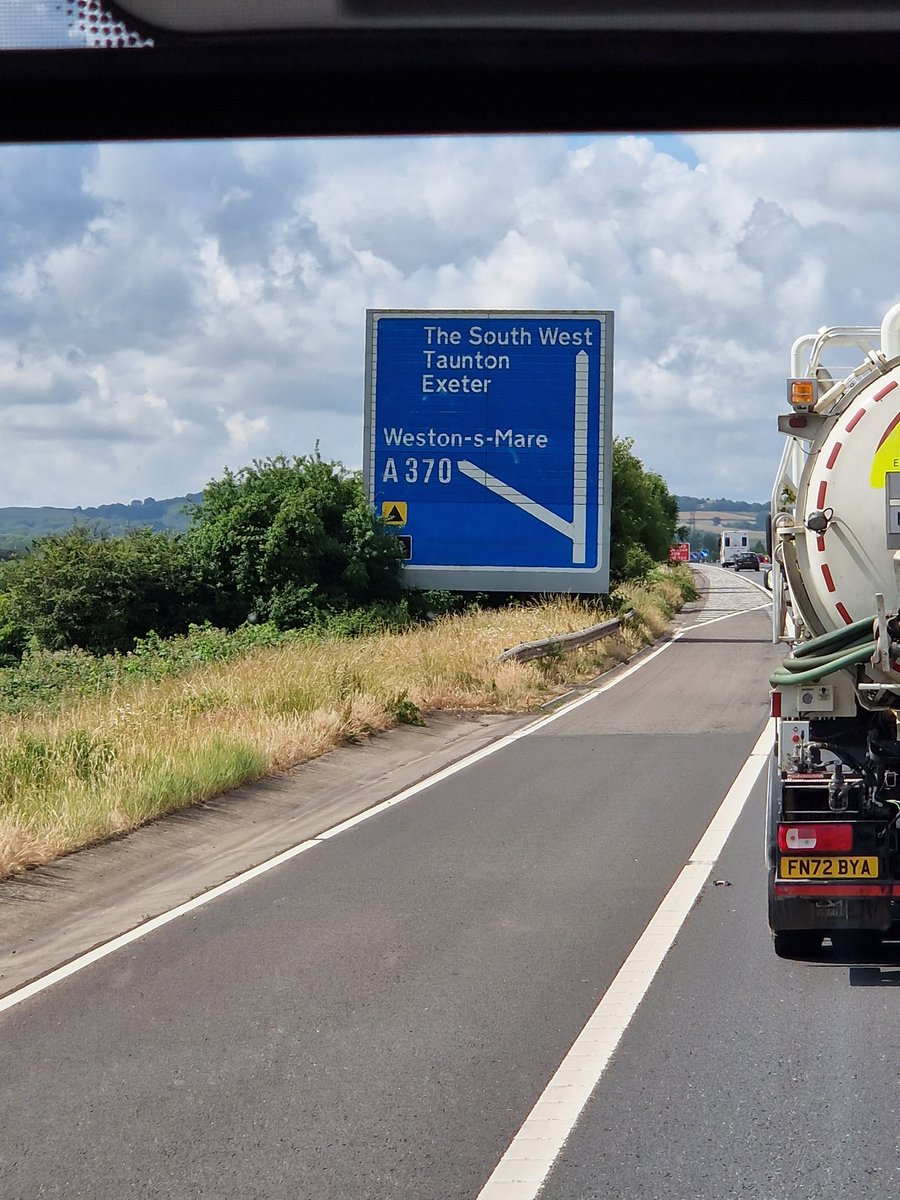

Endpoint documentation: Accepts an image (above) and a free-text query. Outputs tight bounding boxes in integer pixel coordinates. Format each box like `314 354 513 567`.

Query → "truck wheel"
773 930 823 958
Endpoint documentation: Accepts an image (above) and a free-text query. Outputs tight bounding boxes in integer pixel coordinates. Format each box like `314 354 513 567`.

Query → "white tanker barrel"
789 360 900 638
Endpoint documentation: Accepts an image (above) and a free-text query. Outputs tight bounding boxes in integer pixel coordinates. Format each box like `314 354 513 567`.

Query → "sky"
1 127 899 510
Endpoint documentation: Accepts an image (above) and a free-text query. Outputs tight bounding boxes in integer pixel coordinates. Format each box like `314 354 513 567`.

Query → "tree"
608 437 679 583
183 452 404 628
0 524 206 655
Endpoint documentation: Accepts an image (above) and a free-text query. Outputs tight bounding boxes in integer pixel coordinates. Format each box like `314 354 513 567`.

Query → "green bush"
621 544 657 581
183 451 404 628
0 593 24 665
0 525 207 656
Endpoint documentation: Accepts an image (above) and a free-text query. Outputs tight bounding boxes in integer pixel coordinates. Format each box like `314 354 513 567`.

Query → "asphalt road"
540 775 900 1200
1 568 796 1200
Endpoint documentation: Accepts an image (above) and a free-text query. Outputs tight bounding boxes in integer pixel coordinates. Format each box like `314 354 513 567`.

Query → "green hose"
776 639 873 672
791 616 875 657
769 640 876 687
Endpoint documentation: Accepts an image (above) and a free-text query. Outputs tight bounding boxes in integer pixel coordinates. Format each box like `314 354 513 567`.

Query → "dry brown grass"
0 572 695 878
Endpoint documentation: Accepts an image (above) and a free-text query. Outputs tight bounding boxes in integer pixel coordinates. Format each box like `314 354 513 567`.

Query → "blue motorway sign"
363 310 613 593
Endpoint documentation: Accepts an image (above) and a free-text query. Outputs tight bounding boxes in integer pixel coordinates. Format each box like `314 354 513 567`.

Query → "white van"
718 529 754 566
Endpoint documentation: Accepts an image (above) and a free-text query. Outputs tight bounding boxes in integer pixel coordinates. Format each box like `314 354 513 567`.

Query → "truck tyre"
773 930 823 958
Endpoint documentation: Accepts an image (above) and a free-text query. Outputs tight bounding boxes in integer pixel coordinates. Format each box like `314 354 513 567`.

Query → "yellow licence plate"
780 856 879 880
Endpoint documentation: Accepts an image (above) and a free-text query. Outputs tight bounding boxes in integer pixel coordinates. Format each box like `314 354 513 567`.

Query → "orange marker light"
788 378 816 410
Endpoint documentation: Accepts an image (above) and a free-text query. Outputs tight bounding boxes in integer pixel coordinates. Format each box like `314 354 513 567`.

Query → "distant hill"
677 495 770 539
0 494 203 556
677 496 768 513
0 490 770 558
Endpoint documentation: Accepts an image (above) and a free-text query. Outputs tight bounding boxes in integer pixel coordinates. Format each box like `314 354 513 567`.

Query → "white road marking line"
476 720 774 1200
0 600 765 1016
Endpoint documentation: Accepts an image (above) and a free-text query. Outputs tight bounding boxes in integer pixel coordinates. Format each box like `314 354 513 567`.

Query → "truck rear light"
778 823 853 852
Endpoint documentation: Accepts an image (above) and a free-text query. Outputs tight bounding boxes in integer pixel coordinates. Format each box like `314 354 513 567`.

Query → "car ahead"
734 552 760 571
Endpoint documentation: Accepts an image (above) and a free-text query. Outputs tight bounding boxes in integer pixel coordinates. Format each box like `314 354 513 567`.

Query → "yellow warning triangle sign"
382 501 407 526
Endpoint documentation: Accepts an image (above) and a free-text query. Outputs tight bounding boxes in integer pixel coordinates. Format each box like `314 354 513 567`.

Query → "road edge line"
476 720 775 1199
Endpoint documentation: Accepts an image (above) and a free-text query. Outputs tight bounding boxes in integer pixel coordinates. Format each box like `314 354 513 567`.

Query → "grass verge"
0 567 697 878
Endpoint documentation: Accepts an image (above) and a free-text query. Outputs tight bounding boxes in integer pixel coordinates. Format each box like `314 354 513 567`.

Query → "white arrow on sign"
457 349 589 565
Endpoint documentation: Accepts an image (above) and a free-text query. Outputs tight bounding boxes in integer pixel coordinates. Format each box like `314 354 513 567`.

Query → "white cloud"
0 129 898 510
224 411 270 453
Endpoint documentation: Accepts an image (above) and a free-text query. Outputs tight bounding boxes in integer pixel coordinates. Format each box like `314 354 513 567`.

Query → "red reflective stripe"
821 564 836 593
816 480 828 509
846 408 866 432
836 603 853 624
826 441 842 469
774 883 891 898
874 380 898 402
771 691 782 717
816 535 826 552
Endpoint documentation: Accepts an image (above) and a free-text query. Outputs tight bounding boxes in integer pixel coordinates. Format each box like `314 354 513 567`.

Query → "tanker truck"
768 302 900 957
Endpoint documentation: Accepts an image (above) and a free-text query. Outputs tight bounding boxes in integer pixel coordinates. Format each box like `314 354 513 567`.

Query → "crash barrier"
498 609 637 663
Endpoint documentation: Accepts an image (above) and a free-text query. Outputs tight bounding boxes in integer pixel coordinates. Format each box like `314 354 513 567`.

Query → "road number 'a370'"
382 457 453 484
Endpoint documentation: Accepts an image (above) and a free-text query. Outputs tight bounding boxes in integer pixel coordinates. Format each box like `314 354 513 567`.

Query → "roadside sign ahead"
363 309 613 592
